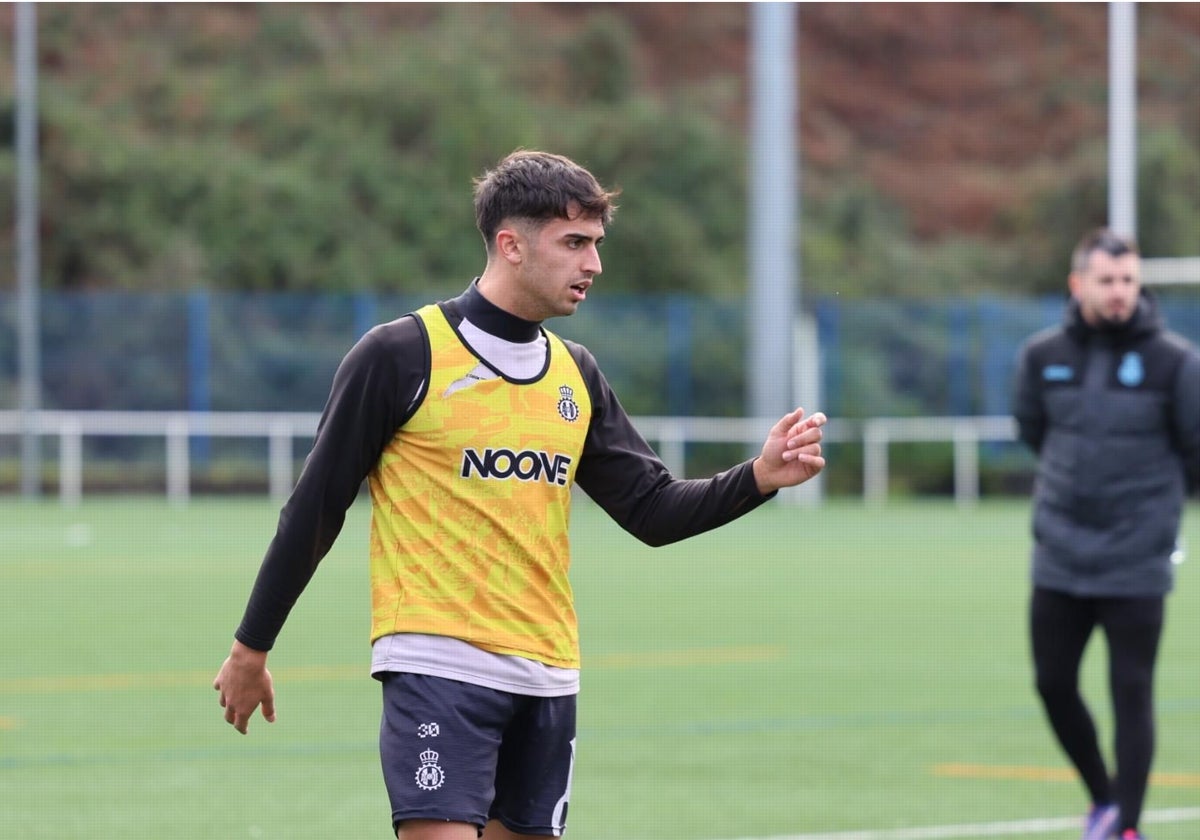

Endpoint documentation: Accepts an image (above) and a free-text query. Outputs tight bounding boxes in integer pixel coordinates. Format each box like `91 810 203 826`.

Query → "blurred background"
0 2 1197 500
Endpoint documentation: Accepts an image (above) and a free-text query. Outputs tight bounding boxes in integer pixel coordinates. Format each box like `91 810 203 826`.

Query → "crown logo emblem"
414 749 445 791
557 384 580 422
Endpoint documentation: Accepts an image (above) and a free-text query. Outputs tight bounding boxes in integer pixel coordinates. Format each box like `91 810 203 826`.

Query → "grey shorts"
378 672 577 837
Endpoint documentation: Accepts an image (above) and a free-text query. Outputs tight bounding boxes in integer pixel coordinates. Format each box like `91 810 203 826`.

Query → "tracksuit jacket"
1013 291 1200 597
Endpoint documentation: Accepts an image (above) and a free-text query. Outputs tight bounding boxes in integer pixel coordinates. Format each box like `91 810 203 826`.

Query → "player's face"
1069 250 1141 327
513 206 605 321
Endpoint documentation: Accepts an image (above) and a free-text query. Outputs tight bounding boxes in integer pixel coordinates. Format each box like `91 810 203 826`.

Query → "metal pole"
15 1 42 498
749 2 797 424
1108 1 1137 239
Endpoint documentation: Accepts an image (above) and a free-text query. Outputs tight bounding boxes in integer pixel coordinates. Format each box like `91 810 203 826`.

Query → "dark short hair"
473 150 618 250
1071 227 1140 273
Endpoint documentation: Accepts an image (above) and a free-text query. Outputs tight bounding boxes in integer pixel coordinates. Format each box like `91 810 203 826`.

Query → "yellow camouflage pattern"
368 304 592 668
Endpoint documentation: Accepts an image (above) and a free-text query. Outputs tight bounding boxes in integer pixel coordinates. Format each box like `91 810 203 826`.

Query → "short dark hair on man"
1072 227 1140 273
473 150 618 251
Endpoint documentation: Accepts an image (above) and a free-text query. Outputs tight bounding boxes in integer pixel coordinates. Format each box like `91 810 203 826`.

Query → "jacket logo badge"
1117 352 1144 387
557 385 580 422
1042 364 1073 382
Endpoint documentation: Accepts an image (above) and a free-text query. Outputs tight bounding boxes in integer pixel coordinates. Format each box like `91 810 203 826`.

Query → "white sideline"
713 807 1200 840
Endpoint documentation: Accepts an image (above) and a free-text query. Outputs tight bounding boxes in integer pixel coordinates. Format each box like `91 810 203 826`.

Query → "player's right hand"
213 640 276 735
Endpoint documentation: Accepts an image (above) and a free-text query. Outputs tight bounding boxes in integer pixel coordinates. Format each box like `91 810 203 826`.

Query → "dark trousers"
1030 586 1164 832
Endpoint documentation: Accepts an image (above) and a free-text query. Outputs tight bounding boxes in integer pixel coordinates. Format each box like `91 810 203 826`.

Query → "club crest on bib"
414 748 445 791
557 384 580 422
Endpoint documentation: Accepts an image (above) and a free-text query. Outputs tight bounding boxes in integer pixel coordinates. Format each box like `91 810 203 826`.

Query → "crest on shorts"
414 749 445 791
557 385 580 422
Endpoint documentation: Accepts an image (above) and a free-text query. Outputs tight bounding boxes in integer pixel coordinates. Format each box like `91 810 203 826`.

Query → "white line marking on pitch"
711 807 1200 840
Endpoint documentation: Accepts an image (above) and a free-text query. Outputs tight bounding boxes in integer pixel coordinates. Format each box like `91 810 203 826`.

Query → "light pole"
15 1 42 499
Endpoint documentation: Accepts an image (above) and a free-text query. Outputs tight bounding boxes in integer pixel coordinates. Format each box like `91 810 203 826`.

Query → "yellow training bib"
367 304 592 668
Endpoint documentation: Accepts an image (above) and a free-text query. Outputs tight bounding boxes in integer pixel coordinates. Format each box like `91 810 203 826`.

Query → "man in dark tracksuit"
1013 228 1200 840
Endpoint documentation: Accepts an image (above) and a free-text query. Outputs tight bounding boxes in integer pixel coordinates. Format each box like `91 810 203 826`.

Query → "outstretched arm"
568 341 831 546
752 407 827 494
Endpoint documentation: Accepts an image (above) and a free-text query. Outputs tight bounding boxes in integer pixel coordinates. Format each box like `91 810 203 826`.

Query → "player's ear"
495 227 523 266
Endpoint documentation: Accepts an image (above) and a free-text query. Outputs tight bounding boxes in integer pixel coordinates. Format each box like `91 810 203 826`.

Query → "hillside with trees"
0 3 1197 299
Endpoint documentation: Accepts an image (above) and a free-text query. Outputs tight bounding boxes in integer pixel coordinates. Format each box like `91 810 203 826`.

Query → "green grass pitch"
1 496 1197 839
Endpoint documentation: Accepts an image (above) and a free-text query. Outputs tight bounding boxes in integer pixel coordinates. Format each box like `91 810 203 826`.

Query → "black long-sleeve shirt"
235 282 772 651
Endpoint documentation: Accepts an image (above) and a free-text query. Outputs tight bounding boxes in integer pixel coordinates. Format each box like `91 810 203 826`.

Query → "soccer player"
213 149 827 840
1013 228 1200 840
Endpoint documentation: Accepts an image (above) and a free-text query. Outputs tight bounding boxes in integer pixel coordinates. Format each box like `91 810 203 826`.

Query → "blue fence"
2 289 1197 423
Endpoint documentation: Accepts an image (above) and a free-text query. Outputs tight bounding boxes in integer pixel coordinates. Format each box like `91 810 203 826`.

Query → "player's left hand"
753 407 827 494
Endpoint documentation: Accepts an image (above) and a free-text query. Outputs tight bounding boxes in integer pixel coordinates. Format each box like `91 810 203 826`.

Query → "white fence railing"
0 410 1019 508
0 410 318 507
